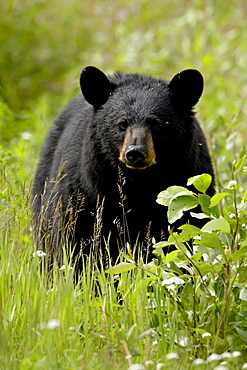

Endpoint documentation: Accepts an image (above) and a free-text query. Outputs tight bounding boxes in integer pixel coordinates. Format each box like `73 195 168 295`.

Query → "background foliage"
0 0 247 369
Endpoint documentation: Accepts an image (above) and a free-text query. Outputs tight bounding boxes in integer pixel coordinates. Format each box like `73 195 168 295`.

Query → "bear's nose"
125 145 147 165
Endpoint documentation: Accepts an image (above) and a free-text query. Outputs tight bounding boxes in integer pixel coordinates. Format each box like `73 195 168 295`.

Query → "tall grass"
1 0 247 369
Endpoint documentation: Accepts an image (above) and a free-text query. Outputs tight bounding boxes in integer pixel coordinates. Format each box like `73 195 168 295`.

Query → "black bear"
32 66 214 266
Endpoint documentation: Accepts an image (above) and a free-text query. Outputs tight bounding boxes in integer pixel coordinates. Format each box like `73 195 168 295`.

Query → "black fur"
32 67 214 264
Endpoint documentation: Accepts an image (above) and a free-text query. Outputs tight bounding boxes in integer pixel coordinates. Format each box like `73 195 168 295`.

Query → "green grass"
1 0 247 369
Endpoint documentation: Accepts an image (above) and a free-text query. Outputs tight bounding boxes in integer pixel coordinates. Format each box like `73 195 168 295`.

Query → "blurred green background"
0 0 247 186
0 2 247 368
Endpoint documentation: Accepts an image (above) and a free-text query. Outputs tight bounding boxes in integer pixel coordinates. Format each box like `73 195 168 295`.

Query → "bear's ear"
80 66 114 109
168 69 204 109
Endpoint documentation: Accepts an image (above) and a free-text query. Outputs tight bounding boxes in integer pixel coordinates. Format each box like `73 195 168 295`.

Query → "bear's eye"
146 117 162 132
152 122 161 132
118 121 128 131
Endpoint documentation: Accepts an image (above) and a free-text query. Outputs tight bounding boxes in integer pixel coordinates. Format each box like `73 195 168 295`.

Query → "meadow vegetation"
1 0 247 369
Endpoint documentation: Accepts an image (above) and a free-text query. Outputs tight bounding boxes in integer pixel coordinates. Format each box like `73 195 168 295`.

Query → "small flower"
221 352 232 359
232 351 241 358
202 332 212 339
21 132 32 141
242 363 247 369
166 353 180 360
128 364 145 370
207 354 222 362
33 249 47 257
40 319 60 330
152 340 158 345
59 265 73 270
162 277 185 286
213 366 227 370
46 287 58 294
192 358 205 366
227 180 237 189
156 363 166 370
144 360 154 367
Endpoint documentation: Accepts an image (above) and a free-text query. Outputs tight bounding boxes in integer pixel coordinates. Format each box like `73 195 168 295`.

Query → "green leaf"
178 224 201 241
201 218 231 233
168 195 199 224
231 245 247 261
178 224 201 232
165 250 180 264
198 194 212 216
209 193 231 207
236 327 247 342
157 186 194 206
187 174 212 193
240 287 247 302
197 232 224 251
238 267 247 283
153 241 175 248
105 263 136 274
219 232 233 248
234 154 246 174
240 201 247 214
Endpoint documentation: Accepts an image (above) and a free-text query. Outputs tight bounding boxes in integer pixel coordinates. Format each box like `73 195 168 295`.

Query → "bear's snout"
125 145 147 165
119 126 157 169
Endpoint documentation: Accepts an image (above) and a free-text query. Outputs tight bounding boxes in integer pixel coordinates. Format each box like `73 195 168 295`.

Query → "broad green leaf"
178 224 201 242
238 266 247 283
238 311 247 317
165 250 180 264
236 327 247 342
240 287 247 302
157 186 193 206
120 252 135 263
201 218 231 233
105 263 136 274
231 245 247 261
195 262 214 276
153 241 175 248
240 201 247 213
198 194 212 215
197 232 224 251
219 232 233 248
234 154 246 174
209 193 231 207
187 173 212 193
178 224 201 232
168 195 199 224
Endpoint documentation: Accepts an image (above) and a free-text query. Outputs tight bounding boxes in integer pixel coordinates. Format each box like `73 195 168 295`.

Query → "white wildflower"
221 352 232 359
242 363 247 369
156 363 166 370
192 358 205 366
59 265 73 270
202 332 212 338
46 287 58 294
213 366 227 370
232 351 241 358
128 364 145 370
166 353 180 360
144 360 154 367
21 132 32 141
33 249 47 257
175 334 190 347
227 180 237 189
207 354 222 362
162 277 185 286
40 319 60 330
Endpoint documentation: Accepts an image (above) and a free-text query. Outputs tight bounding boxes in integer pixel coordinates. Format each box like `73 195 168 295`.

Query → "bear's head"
80 66 203 170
